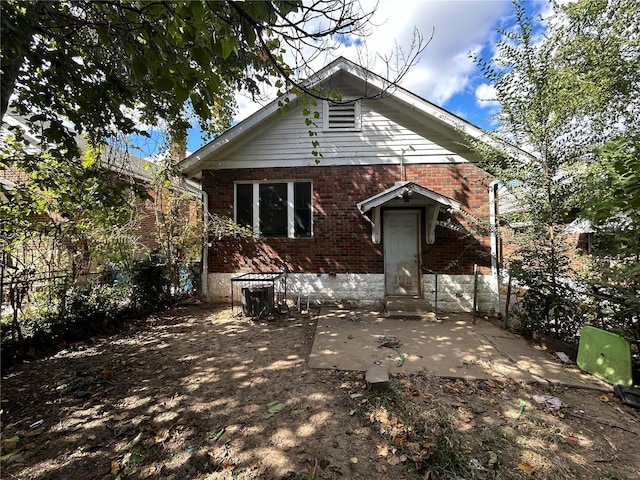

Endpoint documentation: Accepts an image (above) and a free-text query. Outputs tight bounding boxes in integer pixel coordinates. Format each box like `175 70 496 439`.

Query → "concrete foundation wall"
207 272 498 312
422 274 496 313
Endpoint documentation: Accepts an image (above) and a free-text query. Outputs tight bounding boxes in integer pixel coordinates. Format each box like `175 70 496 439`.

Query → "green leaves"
474 0 640 345
189 46 209 68
131 57 147 81
219 38 237 60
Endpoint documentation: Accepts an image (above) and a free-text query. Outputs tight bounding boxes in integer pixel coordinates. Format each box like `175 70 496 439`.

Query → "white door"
384 211 420 296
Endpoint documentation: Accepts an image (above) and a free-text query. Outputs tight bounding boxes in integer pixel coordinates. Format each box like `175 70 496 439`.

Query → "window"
236 183 253 229
323 100 361 131
235 181 312 238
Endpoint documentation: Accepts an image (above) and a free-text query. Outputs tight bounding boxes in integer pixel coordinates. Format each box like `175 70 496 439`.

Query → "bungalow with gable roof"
179 57 524 313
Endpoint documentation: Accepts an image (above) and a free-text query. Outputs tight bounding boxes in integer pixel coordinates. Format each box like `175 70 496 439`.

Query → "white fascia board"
3 114 41 146
179 92 298 176
387 88 533 163
212 154 469 171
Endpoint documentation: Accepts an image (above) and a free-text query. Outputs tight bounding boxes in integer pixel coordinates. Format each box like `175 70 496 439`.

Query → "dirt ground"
1 305 639 480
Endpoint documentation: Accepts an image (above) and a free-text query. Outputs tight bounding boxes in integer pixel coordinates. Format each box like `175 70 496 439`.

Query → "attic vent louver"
323 100 361 131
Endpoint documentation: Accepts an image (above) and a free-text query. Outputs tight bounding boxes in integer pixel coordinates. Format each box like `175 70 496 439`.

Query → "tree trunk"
0 2 46 119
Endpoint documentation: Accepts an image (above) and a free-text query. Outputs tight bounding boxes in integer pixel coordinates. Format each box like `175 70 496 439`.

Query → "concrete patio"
308 307 609 389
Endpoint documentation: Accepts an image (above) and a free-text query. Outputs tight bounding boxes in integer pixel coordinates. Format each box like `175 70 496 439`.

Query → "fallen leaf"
388 455 400 466
449 368 457 373
265 401 286 419
124 432 143 451
377 443 389 457
208 428 225 442
139 464 157 478
518 462 535 474
393 436 406 447
222 460 236 470
111 460 123 474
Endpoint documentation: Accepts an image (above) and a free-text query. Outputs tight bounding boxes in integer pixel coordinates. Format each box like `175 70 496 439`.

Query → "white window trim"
235 181 313 238
322 99 361 131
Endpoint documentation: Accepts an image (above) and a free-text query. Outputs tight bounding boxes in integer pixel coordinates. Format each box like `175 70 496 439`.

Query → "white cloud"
234 92 267 124
475 83 499 109
227 0 515 130
355 0 513 103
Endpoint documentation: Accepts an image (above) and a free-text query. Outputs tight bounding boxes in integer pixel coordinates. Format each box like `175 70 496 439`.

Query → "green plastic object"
577 326 633 386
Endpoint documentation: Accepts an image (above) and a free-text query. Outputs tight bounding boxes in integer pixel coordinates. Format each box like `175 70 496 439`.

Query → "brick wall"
0 166 30 184
203 163 493 276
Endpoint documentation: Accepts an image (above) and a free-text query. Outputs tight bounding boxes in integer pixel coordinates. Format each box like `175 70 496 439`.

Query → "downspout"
489 180 501 314
200 189 209 300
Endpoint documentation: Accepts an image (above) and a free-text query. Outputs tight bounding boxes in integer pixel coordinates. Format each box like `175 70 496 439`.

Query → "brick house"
180 58 509 312
1 113 202 281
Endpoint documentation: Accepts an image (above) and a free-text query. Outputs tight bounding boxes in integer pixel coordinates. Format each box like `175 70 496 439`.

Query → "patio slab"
308 307 609 389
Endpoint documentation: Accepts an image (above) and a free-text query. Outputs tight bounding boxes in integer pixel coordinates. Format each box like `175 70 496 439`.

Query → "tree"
551 0 640 149
578 135 640 347
1 1 428 152
0 1 429 359
1 0 428 289
474 0 639 341
474 1 579 337
553 0 640 348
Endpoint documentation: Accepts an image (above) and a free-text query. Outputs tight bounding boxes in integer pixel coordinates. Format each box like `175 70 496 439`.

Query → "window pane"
236 184 253 228
294 182 312 237
259 183 287 237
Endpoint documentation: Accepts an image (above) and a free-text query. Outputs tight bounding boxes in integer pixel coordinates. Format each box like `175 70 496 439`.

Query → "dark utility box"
241 286 274 317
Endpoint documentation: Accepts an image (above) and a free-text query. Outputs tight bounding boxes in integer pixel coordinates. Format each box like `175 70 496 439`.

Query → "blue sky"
141 1 553 158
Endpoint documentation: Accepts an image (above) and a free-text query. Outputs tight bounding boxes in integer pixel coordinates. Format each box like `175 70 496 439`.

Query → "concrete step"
385 296 437 320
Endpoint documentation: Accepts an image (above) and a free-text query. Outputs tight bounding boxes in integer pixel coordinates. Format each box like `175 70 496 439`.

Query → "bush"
1 258 177 371
46 281 130 342
514 279 588 344
128 258 171 312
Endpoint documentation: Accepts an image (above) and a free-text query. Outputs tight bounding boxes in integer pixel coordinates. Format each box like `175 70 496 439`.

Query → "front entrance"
383 210 420 296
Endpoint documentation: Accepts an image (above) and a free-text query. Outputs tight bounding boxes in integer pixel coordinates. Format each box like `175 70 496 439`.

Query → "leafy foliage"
474 0 640 345
577 136 640 347
1 1 378 150
128 258 171 311
473 1 579 334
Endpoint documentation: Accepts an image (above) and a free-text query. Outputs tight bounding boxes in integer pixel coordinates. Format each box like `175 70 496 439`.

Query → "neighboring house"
180 57 516 312
0 112 203 282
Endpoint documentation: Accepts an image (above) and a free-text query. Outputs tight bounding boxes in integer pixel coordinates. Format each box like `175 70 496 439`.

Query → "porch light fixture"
400 186 413 202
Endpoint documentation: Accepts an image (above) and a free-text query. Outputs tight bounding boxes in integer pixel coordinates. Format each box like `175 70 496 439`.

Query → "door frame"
383 209 422 297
